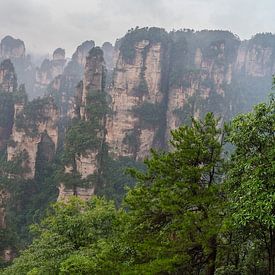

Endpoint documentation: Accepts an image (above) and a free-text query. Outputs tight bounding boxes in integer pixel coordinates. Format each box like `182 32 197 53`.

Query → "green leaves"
3 197 117 275
227 95 275 228
3 96 274 274
116 112 226 273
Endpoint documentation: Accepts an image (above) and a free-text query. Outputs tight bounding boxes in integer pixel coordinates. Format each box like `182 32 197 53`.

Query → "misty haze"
0 1 274 274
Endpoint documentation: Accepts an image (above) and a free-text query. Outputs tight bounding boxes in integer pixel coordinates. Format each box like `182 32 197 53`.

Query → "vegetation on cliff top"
15 97 56 137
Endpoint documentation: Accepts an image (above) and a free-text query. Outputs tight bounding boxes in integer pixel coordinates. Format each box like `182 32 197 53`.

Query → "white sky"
0 0 274 56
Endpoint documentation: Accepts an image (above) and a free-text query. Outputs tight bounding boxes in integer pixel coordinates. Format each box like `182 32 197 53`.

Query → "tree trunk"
206 236 217 275
269 228 275 275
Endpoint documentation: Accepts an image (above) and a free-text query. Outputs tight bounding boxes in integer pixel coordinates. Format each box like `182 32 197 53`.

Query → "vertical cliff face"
46 41 96 121
0 60 20 262
236 41 274 77
106 29 169 160
232 33 275 113
0 59 17 151
106 29 275 160
35 48 66 96
102 42 114 71
58 47 107 201
7 97 59 179
76 47 106 179
80 47 105 119
0 59 17 93
166 31 240 139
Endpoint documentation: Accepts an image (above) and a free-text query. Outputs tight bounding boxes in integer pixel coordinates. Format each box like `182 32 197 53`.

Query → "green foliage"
0 149 59 267
168 29 240 88
97 156 145 206
85 90 110 120
63 120 101 162
122 128 140 155
2 197 117 275
132 101 163 129
1 87 275 274
59 254 95 274
0 92 14 129
227 95 275 228
224 95 275 273
250 32 275 49
15 97 55 137
3 98 275 274
2 113 226 274
118 27 169 62
63 89 110 166
115 113 226 273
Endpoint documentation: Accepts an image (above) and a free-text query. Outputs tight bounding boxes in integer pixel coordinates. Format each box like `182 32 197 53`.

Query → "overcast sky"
0 0 274 56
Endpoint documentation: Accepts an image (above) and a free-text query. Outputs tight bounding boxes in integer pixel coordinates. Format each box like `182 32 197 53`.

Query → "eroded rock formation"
0 59 17 150
106 29 275 159
0 36 36 99
46 41 96 121
0 36 25 60
58 47 107 201
106 37 169 160
35 48 66 96
0 29 274 204
7 97 59 179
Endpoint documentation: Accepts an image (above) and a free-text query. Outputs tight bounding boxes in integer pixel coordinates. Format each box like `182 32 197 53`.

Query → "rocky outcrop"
58 183 95 202
7 97 59 179
80 47 106 119
106 29 275 159
106 34 169 160
58 47 106 201
72 40 95 68
0 36 25 60
0 35 36 99
0 59 17 150
235 40 274 77
35 48 66 96
0 28 272 202
53 48 65 61
166 31 240 139
46 41 96 121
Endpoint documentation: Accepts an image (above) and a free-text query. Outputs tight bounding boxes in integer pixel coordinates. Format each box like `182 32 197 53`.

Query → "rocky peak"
80 46 105 120
84 47 105 90
45 42 97 123
72 40 95 67
35 48 67 96
0 35 25 59
58 47 107 201
53 48 65 61
106 27 170 160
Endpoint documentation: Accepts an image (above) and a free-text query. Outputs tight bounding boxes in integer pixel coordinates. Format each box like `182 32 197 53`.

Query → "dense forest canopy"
1 95 274 274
